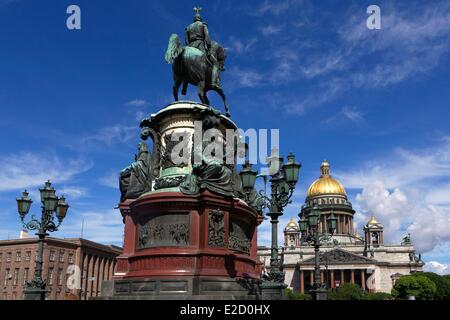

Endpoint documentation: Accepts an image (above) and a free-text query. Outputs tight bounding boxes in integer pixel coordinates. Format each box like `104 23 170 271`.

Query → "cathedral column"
340 270 345 284
300 271 304 294
361 270 366 291
337 217 341 234
330 270 334 289
321 271 324 284
351 270 355 284
310 271 313 286
342 216 347 233
348 216 351 233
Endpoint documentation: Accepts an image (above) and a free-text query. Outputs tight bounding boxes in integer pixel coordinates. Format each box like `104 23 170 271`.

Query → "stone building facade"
0 237 121 300
258 160 424 294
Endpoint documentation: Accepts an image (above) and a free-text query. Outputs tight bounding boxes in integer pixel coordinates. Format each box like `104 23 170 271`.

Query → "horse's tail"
165 34 183 64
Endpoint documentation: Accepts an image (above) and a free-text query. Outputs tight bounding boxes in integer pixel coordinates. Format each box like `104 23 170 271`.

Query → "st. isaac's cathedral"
258 160 424 294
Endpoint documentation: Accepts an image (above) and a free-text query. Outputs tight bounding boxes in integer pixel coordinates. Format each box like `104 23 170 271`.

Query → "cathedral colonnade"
297 267 372 294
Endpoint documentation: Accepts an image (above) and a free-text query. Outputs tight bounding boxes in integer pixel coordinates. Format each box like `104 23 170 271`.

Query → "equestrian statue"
165 7 230 117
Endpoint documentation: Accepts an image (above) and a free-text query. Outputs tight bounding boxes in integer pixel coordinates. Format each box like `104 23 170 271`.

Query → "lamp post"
16 180 69 300
299 206 337 300
240 152 301 300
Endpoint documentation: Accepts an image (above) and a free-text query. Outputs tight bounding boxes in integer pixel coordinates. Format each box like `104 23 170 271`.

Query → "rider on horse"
185 7 220 89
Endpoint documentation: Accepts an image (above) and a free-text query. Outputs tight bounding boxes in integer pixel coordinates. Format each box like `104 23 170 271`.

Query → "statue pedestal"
259 281 287 300
98 101 264 299
310 287 328 300
100 190 260 299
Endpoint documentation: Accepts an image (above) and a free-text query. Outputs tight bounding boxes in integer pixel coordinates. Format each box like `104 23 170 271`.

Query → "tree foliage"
284 288 312 300
392 274 436 300
362 292 392 300
412 272 450 300
328 284 363 300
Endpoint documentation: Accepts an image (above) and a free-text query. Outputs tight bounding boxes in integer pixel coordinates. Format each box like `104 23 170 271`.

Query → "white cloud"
322 106 366 127
341 106 366 126
58 186 88 199
354 181 411 243
407 205 450 253
80 125 137 146
0 152 92 192
426 185 450 205
338 137 450 253
337 138 450 189
424 261 450 275
228 67 264 88
253 0 302 16
285 78 345 114
98 171 119 189
126 99 148 107
260 24 284 36
226 36 257 55
238 1 450 114
60 209 124 245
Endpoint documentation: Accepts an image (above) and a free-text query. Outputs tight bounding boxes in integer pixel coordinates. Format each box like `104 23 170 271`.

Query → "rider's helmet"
193 12 202 22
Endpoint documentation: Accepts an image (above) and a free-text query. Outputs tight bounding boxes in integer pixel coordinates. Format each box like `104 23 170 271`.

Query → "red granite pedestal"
101 190 261 299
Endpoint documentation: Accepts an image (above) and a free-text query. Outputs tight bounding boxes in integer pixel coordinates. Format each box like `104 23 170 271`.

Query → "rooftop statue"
165 7 230 117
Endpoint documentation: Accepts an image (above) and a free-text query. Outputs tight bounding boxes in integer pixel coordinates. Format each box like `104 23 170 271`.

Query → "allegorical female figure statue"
180 139 234 198
119 141 152 201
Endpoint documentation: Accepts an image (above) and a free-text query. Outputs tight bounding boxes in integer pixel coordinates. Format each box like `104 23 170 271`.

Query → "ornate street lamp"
299 206 336 300
239 161 258 191
240 152 301 300
17 180 69 300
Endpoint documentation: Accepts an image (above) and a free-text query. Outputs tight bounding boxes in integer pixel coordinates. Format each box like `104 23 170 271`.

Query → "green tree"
362 292 392 300
285 288 312 300
392 274 436 300
328 284 363 300
444 275 450 299
413 272 450 300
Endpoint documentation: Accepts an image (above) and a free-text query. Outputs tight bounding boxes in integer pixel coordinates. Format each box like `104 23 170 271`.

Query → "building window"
25 251 31 261
6 252 11 262
48 268 54 285
12 292 17 300
2 292 6 300
24 268 29 285
4 269 10 286
13 269 19 286
49 250 55 262
15 252 21 262
59 250 65 263
0 253 2 262
57 269 63 286
68 253 74 264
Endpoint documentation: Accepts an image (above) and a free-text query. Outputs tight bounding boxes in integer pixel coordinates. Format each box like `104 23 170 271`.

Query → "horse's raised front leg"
214 87 230 117
181 81 188 96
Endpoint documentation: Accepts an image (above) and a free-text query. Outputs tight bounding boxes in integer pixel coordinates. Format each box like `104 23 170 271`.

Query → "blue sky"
1 0 450 274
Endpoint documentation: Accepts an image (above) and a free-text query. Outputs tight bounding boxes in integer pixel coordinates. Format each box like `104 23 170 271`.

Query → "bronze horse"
165 34 230 117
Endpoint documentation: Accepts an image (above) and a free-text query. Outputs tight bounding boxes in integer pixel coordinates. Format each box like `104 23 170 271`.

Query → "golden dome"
286 218 298 228
306 160 347 198
368 216 379 225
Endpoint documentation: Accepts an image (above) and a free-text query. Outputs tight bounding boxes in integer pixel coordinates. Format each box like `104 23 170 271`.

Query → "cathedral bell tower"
284 218 300 248
364 216 384 248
